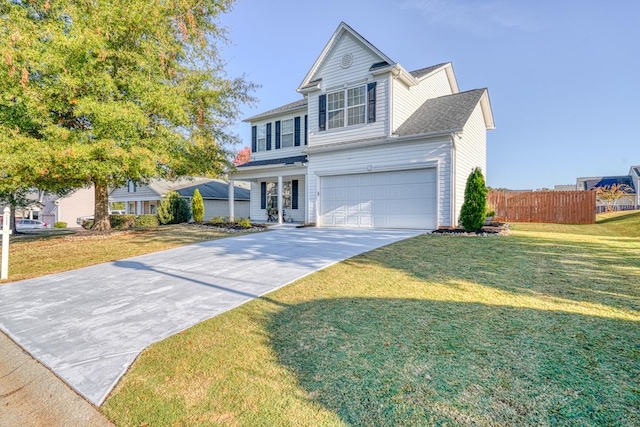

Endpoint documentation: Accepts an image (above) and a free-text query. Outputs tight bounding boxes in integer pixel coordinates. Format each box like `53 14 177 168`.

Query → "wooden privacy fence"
487 191 596 224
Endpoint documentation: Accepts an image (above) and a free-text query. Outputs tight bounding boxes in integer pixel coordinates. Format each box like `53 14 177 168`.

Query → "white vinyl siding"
307 32 388 146
203 200 249 220
392 68 454 132
248 112 306 161
307 137 452 227
248 175 306 222
454 103 487 226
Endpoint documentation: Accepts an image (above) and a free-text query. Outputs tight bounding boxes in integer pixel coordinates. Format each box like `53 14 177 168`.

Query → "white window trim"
326 84 367 130
257 124 267 151
266 181 292 210
281 119 294 148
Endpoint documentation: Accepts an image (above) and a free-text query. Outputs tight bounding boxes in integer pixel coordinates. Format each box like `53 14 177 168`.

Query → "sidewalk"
0 331 113 427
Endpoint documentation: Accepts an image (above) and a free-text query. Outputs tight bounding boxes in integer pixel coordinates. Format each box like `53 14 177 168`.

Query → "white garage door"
320 168 437 229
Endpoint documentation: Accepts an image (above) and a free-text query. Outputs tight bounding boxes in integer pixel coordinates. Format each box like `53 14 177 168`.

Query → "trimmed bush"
191 188 204 223
210 216 225 225
460 167 488 231
109 214 136 230
135 214 159 228
237 218 252 229
53 221 67 228
158 191 191 225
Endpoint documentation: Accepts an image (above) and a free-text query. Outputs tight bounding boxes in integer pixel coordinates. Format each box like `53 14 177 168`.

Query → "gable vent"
340 53 353 69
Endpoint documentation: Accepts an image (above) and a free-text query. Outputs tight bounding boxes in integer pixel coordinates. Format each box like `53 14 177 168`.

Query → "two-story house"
231 22 495 229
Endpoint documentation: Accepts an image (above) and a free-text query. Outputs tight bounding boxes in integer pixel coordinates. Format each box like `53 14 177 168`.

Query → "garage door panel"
320 169 437 229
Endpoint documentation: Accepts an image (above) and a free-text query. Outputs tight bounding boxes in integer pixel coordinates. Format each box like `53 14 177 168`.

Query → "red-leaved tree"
233 146 251 166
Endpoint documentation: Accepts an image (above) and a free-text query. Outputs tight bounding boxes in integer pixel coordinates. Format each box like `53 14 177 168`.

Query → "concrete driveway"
0 226 423 406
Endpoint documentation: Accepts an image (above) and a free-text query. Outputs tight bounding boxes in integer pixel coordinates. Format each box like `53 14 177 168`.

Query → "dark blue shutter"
266 123 272 150
251 126 257 152
260 182 266 209
318 94 326 131
304 115 308 145
292 180 298 210
367 82 377 123
294 116 301 146
275 121 281 149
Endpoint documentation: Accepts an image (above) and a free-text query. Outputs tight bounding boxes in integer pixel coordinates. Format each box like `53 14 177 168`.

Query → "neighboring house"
41 187 95 228
576 174 637 209
231 22 494 229
109 178 250 221
554 184 577 191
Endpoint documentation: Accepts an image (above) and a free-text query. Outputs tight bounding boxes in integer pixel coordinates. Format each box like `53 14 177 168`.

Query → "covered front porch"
230 156 308 224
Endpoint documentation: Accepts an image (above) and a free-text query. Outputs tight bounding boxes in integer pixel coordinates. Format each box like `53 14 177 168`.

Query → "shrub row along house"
230 22 494 229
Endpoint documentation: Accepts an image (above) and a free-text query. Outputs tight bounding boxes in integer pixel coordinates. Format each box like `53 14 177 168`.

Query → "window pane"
282 134 294 147
328 92 344 110
257 125 267 151
347 86 365 107
281 119 294 147
347 105 365 125
281 119 293 133
328 110 344 129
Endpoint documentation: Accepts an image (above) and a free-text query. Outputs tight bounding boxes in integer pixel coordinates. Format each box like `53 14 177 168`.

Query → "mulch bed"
432 222 510 236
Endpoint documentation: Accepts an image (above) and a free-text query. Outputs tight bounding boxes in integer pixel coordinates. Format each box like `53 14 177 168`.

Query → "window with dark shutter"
292 180 298 210
275 121 281 149
251 126 257 152
294 117 301 146
304 115 308 145
318 94 326 131
266 123 272 150
261 182 266 209
367 82 377 123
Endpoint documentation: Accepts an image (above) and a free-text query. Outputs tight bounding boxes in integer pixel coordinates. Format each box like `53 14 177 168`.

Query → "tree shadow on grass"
267 297 639 426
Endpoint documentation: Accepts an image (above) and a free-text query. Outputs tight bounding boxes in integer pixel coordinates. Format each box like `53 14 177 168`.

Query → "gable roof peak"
297 22 395 92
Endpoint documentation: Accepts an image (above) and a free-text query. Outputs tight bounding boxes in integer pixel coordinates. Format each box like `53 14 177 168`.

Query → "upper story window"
320 83 375 131
257 124 266 151
281 119 294 147
347 86 366 125
327 91 345 129
127 180 136 193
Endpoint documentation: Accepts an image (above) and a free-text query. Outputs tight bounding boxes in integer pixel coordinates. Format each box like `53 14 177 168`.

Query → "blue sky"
219 0 639 190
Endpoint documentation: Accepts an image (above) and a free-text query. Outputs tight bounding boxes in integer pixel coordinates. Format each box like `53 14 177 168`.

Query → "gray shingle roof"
409 63 449 79
244 98 308 122
300 78 322 90
176 180 250 200
584 176 635 192
238 155 308 168
395 89 487 137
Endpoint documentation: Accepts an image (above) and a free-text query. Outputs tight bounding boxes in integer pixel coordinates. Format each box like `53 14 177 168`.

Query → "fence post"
2 207 11 280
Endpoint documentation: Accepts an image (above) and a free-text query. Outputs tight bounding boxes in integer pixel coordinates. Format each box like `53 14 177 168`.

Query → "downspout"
450 133 457 228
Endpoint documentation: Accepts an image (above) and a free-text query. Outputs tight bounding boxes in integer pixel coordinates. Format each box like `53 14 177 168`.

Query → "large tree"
0 0 254 229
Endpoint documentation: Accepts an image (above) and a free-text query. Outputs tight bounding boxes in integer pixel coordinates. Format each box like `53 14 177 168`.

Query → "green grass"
0 225 253 283
98 211 638 425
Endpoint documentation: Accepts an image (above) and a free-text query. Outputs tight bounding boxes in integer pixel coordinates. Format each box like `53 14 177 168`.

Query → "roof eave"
242 105 308 123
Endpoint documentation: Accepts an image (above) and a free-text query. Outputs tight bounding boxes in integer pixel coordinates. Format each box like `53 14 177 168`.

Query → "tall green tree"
460 167 488 231
0 0 255 230
191 188 204 222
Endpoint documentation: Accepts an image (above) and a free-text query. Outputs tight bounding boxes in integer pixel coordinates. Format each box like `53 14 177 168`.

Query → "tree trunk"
92 183 111 230
9 203 18 235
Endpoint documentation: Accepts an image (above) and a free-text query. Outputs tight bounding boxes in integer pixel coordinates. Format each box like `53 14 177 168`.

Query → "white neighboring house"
230 22 494 229
109 178 250 221
576 174 637 209
41 187 95 228
630 166 640 207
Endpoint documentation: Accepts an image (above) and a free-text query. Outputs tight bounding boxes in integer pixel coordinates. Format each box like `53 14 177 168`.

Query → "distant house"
109 178 250 221
41 187 95 228
576 167 639 210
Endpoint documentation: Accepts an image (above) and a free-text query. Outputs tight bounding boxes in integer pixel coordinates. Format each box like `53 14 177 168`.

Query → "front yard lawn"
0 225 251 283
103 211 640 426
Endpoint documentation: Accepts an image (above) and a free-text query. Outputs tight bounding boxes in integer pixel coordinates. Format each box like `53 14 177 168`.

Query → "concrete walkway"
0 227 423 409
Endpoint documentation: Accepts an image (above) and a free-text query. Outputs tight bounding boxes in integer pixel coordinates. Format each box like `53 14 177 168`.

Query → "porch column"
277 176 283 224
137 201 142 215
228 179 235 222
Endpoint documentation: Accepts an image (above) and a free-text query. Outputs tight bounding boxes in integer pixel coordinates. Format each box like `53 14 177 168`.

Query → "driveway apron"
0 227 423 405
